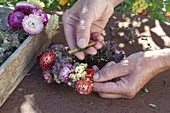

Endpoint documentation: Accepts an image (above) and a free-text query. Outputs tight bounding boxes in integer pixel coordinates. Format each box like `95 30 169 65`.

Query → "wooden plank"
0 30 50 107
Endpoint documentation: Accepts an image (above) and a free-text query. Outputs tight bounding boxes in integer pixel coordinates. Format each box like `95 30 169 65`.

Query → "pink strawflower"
8 11 26 29
58 64 72 83
31 8 48 24
15 1 35 15
22 14 44 35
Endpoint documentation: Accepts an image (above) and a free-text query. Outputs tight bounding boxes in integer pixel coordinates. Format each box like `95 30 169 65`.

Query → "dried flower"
27 0 45 9
31 8 48 24
139 9 149 16
75 78 93 95
58 64 72 83
132 0 148 15
164 12 170 19
39 52 56 69
22 14 44 35
15 1 35 15
8 11 26 29
85 68 94 78
42 71 53 84
45 14 59 39
59 0 68 6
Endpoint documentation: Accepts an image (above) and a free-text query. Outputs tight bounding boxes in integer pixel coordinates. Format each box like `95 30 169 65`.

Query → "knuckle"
124 87 136 98
99 68 112 80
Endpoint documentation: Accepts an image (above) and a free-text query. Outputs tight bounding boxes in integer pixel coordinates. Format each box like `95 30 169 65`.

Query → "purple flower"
42 71 53 84
31 8 48 24
8 11 26 29
58 64 72 83
14 1 35 15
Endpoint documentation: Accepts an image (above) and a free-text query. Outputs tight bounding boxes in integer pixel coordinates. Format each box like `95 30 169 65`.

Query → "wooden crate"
0 30 50 106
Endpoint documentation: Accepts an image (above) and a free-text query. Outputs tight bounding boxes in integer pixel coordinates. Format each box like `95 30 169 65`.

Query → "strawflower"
42 71 53 84
39 52 56 69
58 64 72 82
75 78 93 95
15 1 35 15
22 14 44 35
31 8 48 24
8 11 26 29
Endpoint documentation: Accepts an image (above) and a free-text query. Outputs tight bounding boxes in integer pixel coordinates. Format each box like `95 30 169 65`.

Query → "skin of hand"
62 0 123 60
93 49 170 99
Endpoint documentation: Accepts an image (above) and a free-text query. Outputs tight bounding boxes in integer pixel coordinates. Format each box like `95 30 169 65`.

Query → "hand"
93 50 167 99
62 0 114 60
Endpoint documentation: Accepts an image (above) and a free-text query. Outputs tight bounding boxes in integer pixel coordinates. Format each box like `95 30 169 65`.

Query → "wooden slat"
0 30 50 107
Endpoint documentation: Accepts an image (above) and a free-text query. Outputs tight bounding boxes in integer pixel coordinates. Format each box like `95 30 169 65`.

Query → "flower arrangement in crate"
0 1 59 66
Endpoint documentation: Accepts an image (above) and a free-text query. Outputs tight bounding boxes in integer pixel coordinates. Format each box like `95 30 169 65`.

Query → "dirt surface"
0 12 170 113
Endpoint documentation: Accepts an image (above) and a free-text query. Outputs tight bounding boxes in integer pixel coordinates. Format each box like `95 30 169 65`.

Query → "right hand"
62 0 114 60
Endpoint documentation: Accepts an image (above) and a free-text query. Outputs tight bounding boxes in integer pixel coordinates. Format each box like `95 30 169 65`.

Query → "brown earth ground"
0 12 170 113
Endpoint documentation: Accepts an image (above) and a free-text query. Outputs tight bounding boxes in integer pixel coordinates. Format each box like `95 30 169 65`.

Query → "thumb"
77 11 93 48
93 62 130 82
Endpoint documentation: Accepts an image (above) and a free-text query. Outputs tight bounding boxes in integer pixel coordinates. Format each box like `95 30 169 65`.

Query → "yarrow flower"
59 0 68 6
39 51 56 69
164 12 170 19
27 0 45 9
22 14 44 35
132 0 148 15
45 14 59 39
8 11 26 29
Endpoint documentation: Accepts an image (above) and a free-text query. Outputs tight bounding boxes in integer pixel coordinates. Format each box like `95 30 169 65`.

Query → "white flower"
22 14 44 35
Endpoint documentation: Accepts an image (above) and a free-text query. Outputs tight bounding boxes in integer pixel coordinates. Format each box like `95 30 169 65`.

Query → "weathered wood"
0 30 50 107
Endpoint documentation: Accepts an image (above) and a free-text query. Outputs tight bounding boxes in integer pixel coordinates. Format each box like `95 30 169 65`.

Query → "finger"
77 6 94 48
93 41 103 50
98 93 124 99
93 82 123 94
91 33 104 42
93 60 130 82
92 65 99 72
102 61 115 68
85 46 97 55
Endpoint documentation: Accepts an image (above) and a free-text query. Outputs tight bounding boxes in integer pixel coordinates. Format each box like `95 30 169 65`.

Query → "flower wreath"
38 41 125 95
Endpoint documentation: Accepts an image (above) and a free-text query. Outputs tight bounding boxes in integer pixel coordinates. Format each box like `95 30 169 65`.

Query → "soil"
0 12 170 113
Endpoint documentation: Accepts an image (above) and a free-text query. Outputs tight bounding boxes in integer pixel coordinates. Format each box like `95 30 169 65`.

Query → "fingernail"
78 38 86 48
93 73 99 80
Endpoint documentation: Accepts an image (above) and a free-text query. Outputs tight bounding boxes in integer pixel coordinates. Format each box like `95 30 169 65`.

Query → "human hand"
62 0 114 60
93 50 168 98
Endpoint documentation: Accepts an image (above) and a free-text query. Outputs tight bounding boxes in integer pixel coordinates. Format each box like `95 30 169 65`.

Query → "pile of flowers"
8 1 48 35
38 41 125 95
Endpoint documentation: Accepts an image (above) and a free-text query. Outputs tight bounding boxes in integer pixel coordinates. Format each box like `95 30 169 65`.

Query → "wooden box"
0 26 50 106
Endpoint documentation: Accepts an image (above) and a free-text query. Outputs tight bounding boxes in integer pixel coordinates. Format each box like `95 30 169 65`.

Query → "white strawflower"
22 14 44 35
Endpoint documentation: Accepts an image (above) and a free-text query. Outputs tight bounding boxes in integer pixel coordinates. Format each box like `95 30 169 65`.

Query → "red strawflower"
85 68 94 78
39 52 56 69
164 12 170 19
75 78 93 95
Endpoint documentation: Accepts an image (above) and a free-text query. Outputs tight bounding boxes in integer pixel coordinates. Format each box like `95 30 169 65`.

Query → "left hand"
92 51 166 98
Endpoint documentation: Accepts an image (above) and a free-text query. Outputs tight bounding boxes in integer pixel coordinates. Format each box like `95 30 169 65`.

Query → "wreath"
38 41 125 95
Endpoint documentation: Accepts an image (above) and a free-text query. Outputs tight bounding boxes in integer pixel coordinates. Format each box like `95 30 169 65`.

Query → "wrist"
152 49 170 74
